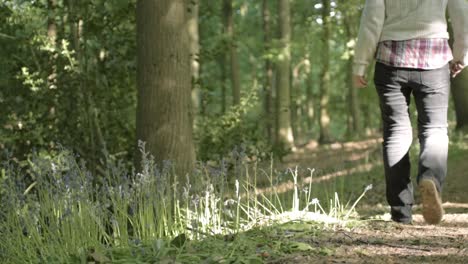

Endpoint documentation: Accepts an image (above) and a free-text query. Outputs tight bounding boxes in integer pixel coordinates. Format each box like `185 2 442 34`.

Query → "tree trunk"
220 53 228 114
47 0 57 90
47 0 57 43
447 18 468 131
451 69 468 131
342 12 361 138
67 1 100 173
319 0 332 144
292 60 308 144
291 65 298 145
262 0 274 142
136 0 195 177
347 58 361 136
188 0 201 115
276 0 294 149
305 57 315 132
222 0 241 106
220 10 228 114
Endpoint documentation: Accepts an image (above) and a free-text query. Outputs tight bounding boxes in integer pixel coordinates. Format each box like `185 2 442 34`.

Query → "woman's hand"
353 75 368 88
450 61 465 78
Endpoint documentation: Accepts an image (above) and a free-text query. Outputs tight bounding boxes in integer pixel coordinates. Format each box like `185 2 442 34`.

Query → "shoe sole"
419 179 443 225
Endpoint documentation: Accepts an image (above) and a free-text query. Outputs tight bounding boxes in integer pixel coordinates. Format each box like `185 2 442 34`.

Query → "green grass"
82 221 341 263
20 136 468 263
0 142 375 263
2 136 466 263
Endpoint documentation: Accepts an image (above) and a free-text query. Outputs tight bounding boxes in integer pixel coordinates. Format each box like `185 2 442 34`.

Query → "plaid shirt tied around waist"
375 38 453 69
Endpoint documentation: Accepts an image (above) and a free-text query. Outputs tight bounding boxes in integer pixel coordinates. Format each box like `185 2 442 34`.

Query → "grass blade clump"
0 145 372 262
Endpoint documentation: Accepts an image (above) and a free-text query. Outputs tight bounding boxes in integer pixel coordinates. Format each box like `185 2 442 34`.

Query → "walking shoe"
419 179 444 225
390 206 412 224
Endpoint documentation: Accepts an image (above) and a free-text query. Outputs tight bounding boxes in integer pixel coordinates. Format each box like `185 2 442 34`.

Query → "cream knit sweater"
353 0 468 76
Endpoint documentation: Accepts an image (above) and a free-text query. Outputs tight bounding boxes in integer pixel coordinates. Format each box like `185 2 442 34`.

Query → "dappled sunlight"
1 0 467 262
373 212 468 228
349 244 467 258
253 162 380 197
292 137 383 154
322 214 468 260
259 211 341 226
442 202 468 209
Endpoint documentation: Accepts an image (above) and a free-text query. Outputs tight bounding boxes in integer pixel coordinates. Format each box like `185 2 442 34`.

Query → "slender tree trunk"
67 2 86 140
343 10 361 138
319 0 332 144
305 56 315 132
136 0 195 176
262 0 274 142
230 26 241 106
47 0 57 43
67 1 99 171
447 20 468 131
452 69 468 131
220 54 228 114
276 0 294 149
221 3 229 113
291 66 298 145
220 12 228 114
47 0 57 90
292 60 307 144
188 0 201 115
223 0 241 106
346 57 361 136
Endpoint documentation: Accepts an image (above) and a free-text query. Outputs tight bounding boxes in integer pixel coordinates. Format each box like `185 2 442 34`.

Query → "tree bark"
319 0 332 143
451 69 468 131
306 73 315 132
342 9 361 138
222 0 241 106
292 59 308 144
47 0 58 90
448 18 468 131
67 1 100 173
47 0 57 43
136 0 195 177
188 0 201 115
262 0 274 142
220 53 228 114
276 0 294 149
347 58 361 136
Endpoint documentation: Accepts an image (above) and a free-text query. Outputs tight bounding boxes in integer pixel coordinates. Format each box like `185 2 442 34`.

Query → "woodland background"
2 1 468 263
1 0 467 176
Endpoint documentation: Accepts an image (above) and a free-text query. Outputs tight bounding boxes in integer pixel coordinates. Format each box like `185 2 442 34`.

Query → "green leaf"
282 241 314 253
90 251 111 263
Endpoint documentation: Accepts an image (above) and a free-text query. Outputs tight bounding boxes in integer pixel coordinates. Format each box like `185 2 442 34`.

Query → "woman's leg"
414 65 450 191
413 64 450 224
374 63 414 223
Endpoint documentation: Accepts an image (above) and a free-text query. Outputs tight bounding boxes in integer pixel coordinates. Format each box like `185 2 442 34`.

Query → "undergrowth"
0 143 372 263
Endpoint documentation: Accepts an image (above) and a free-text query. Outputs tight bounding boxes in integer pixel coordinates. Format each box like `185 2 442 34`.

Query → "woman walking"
353 0 467 224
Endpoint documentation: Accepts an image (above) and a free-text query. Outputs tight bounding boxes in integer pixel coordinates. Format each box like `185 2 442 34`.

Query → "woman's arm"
353 0 386 77
448 0 468 71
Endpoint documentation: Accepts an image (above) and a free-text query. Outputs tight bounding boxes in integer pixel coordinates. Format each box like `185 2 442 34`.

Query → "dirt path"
273 137 468 263
268 219 468 264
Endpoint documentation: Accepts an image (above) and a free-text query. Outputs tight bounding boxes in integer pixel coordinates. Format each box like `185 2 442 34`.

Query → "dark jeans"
373 62 450 222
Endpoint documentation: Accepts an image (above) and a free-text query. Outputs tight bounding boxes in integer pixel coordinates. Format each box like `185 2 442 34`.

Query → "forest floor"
266 135 468 263
97 136 468 264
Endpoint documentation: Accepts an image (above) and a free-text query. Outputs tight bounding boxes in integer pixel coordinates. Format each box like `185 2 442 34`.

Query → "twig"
340 230 432 252
0 32 15 40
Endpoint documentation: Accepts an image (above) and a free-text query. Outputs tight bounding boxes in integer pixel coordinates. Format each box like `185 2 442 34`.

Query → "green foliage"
0 0 402 165
0 147 372 263
0 0 136 168
195 87 271 161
